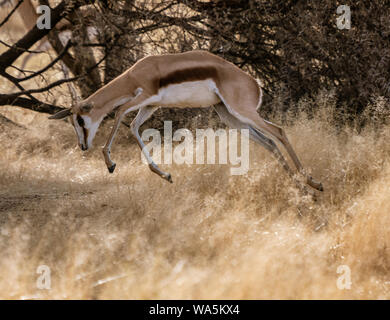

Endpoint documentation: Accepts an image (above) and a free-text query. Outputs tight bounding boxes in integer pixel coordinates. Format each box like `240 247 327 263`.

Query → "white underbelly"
156 80 220 108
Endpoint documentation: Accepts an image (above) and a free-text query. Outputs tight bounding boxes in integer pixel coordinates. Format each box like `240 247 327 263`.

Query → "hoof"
307 176 324 192
164 173 173 183
108 163 116 174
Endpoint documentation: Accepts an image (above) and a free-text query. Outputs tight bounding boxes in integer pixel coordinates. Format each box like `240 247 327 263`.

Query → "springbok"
49 50 323 192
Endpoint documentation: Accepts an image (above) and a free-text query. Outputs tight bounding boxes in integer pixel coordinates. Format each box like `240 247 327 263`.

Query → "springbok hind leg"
213 103 312 196
261 119 323 191
214 87 323 192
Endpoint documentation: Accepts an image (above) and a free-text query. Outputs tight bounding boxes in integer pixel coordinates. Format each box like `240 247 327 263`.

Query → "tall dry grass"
0 92 390 299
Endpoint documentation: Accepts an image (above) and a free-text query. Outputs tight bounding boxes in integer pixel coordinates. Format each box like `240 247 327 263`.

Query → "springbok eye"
77 115 84 127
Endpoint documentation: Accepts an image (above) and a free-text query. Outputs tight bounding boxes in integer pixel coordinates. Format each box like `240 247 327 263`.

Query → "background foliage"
1 0 389 127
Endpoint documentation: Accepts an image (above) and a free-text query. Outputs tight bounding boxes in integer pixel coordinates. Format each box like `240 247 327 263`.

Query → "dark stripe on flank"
159 66 218 88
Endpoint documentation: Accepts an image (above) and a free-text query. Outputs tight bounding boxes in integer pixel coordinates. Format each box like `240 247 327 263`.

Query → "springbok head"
49 100 102 151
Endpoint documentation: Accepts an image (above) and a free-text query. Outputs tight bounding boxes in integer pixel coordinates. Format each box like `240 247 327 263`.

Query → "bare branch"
0 0 82 72
0 95 63 114
2 48 107 102
17 40 73 82
0 0 23 29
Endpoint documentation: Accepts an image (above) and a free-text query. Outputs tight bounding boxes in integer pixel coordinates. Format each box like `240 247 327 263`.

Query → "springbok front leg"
130 106 173 183
102 110 125 173
102 91 147 173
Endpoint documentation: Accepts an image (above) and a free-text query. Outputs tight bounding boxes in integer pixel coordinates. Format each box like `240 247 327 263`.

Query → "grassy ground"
1 8 390 299
1 102 390 299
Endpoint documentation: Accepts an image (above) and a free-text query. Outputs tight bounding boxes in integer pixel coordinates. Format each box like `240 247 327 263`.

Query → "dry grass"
1 100 390 299
1 10 390 300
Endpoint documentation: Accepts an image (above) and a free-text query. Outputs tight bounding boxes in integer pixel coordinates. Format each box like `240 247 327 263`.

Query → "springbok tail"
255 79 263 111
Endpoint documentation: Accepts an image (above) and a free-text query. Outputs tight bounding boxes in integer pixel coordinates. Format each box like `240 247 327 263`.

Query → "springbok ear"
48 109 72 120
79 103 93 114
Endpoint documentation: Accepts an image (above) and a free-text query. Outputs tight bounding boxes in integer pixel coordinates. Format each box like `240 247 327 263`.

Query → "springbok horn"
58 57 80 106
48 108 72 120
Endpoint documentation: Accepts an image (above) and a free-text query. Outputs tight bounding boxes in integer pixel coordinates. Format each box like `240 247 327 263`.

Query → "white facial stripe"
73 114 102 149
81 115 92 148
85 116 103 148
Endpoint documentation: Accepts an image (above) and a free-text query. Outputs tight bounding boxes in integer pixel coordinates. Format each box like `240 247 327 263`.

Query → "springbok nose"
81 145 88 151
